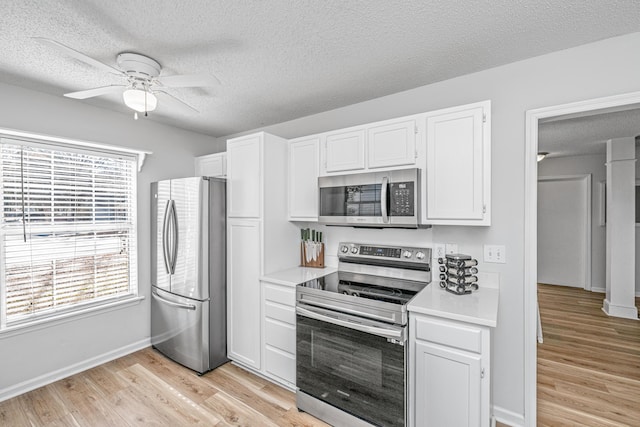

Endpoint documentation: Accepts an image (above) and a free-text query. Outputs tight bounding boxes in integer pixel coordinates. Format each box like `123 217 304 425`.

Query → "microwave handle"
381 176 389 223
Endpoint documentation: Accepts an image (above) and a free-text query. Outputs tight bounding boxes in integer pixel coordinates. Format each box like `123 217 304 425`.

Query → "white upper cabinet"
227 134 262 218
423 100 491 226
195 152 226 177
367 118 417 169
288 136 319 221
319 118 420 176
322 128 366 174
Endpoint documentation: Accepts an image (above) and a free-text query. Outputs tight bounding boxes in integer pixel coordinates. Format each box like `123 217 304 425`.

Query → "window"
0 137 138 330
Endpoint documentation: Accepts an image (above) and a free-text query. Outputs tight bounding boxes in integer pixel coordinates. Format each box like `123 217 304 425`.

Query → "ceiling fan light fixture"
122 88 157 113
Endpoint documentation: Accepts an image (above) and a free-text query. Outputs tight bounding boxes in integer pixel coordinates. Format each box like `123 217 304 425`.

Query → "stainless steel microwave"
318 168 425 228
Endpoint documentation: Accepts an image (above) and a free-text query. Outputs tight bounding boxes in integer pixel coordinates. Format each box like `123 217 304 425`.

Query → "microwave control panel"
389 182 414 216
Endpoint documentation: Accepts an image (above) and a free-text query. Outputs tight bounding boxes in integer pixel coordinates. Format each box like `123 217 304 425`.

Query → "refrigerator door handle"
152 290 197 310
168 199 178 274
161 199 172 275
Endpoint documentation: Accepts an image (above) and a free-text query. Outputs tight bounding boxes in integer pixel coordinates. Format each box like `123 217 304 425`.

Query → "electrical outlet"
445 243 458 255
484 245 506 263
433 243 446 259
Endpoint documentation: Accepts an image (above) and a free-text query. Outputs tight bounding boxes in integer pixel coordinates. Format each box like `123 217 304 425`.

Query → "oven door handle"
296 306 402 340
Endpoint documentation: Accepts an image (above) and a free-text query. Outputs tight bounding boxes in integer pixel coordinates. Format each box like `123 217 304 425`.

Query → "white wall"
637 145 640 295
221 32 640 424
538 154 607 291
0 81 218 399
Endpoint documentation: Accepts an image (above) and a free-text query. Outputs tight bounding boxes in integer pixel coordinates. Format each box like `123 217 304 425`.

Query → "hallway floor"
537 283 640 426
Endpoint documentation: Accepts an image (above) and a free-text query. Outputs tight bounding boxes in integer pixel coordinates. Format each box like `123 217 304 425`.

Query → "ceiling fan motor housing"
117 53 161 80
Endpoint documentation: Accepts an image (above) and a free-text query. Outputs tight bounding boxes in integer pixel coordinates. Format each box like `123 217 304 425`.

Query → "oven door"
296 304 406 427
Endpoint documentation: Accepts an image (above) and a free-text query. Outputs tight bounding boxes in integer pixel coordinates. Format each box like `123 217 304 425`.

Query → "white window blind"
0 138 138 328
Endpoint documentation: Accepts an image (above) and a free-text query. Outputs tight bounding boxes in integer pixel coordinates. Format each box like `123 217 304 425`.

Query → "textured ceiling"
539 108 640 158
1 1 640 138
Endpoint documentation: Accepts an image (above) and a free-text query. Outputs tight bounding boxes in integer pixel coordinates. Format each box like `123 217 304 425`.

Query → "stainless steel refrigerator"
150 176 227 374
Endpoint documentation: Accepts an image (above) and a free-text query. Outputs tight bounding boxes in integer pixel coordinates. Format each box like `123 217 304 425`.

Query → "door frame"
524 90 640 427
537 174 592 290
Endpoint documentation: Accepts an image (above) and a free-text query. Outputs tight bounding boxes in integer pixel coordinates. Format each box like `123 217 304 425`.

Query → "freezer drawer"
151 287 209 373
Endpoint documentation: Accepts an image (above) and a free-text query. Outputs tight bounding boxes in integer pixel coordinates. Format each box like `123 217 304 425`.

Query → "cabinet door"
227 135 261 218
368 119 416 169
288 137 319 220
323 129 365 174
195 152 226 177
425 103 490 225
414 341 482 427
227 219 261 369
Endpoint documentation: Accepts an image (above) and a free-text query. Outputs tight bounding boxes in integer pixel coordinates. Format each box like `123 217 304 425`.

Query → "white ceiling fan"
34 37 219 118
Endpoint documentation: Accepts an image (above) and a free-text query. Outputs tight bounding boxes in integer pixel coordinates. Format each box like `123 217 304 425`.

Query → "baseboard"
0 338 150 403
493 405 525 427
602 299 639 319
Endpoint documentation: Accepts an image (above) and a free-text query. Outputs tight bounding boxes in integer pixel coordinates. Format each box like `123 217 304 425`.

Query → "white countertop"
408 283 499 328
260 266 337 287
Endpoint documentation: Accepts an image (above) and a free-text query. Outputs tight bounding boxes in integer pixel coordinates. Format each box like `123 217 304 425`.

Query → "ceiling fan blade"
33 37 124 76
155 90 199 114
64 85 126 99
156 73 220 88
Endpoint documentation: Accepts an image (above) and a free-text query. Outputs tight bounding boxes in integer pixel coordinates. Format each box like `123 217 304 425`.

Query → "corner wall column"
603 137 638 319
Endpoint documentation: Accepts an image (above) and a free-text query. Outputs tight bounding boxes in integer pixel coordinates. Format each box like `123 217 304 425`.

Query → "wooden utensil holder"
300 242 325 268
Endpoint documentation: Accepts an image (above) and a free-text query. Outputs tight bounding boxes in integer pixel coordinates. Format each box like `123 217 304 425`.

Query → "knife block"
300 242 325 268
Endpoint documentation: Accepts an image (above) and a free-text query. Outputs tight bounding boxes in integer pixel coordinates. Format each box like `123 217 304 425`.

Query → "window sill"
0 295 145 339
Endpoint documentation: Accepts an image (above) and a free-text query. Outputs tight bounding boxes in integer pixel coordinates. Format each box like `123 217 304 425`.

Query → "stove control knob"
350 246 359 254
403 250 413 258
415 251 426 260
340 245 349 253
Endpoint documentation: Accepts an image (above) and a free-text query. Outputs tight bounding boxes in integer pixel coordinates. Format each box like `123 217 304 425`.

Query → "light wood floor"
537 283 640 427
0 348 329 426
5 284 637 426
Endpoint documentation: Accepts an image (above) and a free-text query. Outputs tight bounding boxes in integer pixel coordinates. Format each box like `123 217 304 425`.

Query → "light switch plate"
445 243 458 255
484 245 506 263
433 243 446 259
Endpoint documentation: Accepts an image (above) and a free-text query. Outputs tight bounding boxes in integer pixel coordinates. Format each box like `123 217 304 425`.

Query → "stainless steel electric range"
296 242 432 427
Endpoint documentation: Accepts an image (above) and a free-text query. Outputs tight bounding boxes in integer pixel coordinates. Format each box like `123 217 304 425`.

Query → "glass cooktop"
298 272 419 305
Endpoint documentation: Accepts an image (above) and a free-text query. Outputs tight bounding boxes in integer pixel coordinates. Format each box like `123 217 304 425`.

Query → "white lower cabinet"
261 281 296 388
410 314 491 427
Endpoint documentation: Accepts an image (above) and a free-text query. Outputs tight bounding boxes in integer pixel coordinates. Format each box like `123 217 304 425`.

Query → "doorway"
524 91 640 427
537 175 592 289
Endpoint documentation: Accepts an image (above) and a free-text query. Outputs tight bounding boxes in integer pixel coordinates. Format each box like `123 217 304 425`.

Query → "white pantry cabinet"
195 152 226 177
227 219 262 369
410 314 491 427
423 100 491 226
261 281 296 388
227 135 261 218
226 132 299 372
288 136 319 221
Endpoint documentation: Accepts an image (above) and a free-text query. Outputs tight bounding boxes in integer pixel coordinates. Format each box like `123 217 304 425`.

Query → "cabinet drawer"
265 346 295 385
265 317 296 353
414 316 483 353
264 301 295 325
264 283 295 306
